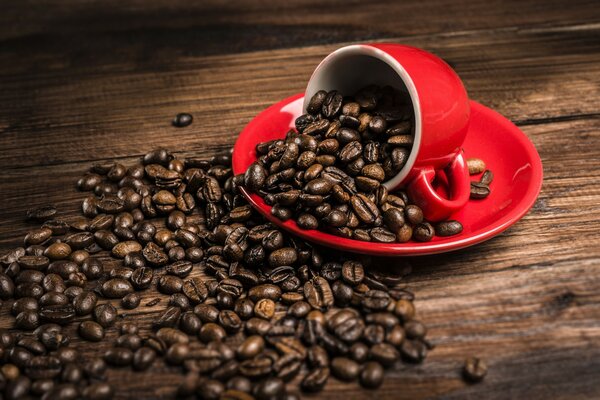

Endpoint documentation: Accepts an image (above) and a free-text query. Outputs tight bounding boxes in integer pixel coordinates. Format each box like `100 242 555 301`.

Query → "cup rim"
304 44 422 189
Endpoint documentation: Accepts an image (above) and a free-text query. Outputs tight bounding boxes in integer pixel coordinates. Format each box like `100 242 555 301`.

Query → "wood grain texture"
1 0 600 398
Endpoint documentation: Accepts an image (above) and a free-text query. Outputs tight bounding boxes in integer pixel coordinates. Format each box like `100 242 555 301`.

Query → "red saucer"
232 94 543 256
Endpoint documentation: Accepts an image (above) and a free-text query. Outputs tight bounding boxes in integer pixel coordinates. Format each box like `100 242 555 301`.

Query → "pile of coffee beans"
0 147 439 400
244 86 471 243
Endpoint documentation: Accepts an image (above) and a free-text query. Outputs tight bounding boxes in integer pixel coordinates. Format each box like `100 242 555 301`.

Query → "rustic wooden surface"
1 0 600 398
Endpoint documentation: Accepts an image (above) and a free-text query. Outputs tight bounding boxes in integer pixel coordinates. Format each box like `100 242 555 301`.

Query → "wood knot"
550 291 576 311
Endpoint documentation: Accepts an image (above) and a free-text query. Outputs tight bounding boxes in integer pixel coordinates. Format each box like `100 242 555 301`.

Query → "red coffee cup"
304 43 471 221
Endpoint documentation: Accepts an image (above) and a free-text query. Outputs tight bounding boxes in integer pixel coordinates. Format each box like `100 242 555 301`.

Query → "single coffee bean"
480 169 494 185
330 357 360 381
102 278 134 298
467 157 486 174
132 347 157 371
301 367 329 392
79 321 104 342
122 292 141 309
463 357 487 382
304 277 334 311
470 182 491 199
435 220 463 236
360 361 385 389
93 303 117 328
173 113 193 127
413 222 434 242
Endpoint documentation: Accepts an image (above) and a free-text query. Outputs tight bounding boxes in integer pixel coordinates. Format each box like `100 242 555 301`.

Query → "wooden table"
1 0 600 398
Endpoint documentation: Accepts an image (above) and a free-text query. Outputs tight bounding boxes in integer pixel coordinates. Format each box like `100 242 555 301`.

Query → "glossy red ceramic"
304 43 471 220
232 94 543 256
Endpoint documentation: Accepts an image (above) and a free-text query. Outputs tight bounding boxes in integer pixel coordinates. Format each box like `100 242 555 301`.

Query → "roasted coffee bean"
307 90 327 114
158 275 183 294
199 323 227 342
122 292 141 309
480 169 494 185
467 158 486 175
0 272 15 299
168 293 189 310
370 227 396 243
470 181 491 199
182 277 208 304
400 339 428 363
360 361 385 389
154 306 182 328
350 194 380 224
72 291 97 315
412 222 434 242
254 298 275 320
341 261 364 285
322 90 343 118
93 304 117 328
111 241 142 258
301 367 329 392
172 112 193 127
328 309 364 342
102 278 133 298
24 228 53 246
131 267 153 290
79 321 104 342
304 277 334 311
27 205 57 222
435 220 463 236
19 255 50 271
463 357 487 382
132 347 156 371
104 347 133 367
331 357 360 381
219 310 242 332
39 304 76 325
370 342 399 366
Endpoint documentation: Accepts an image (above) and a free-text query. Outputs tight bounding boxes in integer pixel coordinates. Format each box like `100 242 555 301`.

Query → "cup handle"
406 151 470 221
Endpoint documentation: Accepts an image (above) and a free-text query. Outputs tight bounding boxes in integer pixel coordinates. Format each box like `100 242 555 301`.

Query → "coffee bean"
467 158 486 175
111 241 142 258
350 194 380 224
301 367 329 392
413 222 434 242
24 228 53 246
480 169 494 185
39 304 76 325
304 277 334 311
470 182 491 199
463 357 487 382
330 357 360 381
370 227 396 243
104 347 133 367
102 278 133 298
254 298 275 320
172 113 193 127
435 220 463 236
122 293 141 309
400 339 428 363
93 304 117 328
27 205 57 222
322 90 343 118
158 275 183 294
79 321 104 342
72 291 97 315
129 266 152 290
360 361 384 389
178 278 206 305
132 347 156 371
199 323 226 342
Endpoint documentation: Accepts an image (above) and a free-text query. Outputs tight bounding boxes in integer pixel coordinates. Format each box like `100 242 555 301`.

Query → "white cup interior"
303 45 422 190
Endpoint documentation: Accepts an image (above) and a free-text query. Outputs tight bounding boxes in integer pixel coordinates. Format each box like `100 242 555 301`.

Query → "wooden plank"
1 24 599 169
2 0 600 45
